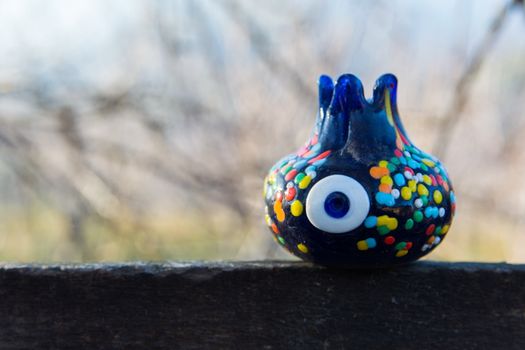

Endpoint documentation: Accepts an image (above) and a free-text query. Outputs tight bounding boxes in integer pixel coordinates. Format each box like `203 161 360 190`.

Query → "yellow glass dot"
268 173 276 184
408 179 417 192
434 190 443 204
377 215 388 227
380 176 393 186
357 240 368 251
377 215 398 230
401 187 412 200
442 225 450 234
298 175 312 189
396 250 408 257
290 200 304 217
378 160 389 168
422 175 432 186
297 243 309 253
417 184 429 196
422 159 435 167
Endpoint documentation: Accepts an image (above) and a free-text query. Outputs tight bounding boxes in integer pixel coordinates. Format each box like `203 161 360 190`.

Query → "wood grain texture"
0 261 524 350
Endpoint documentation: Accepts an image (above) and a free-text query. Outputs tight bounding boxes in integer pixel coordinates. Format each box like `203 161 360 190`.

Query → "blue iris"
324 191 350 218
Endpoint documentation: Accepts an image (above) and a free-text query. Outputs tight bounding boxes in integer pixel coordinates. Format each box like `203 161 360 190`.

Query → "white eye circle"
305 174 370 234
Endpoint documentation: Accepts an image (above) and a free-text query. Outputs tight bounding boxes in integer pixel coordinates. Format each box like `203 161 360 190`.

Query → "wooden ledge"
1 261 524 349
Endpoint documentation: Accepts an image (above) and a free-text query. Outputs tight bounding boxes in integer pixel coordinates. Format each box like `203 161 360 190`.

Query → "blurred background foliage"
0 0 524 262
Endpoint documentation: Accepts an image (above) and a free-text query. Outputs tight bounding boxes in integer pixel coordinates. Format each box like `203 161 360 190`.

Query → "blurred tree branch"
433 0 521 159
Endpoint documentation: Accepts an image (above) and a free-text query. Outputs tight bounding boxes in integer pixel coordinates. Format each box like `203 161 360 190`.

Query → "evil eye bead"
305 174 370 233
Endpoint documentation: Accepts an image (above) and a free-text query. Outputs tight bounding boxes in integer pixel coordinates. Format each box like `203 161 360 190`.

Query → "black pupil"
324 191 350 219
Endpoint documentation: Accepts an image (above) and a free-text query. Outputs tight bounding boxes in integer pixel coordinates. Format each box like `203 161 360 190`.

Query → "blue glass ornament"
264 73 456 267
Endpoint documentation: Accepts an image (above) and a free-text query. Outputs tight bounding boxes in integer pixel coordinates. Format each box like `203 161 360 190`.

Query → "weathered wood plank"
0 261 524 350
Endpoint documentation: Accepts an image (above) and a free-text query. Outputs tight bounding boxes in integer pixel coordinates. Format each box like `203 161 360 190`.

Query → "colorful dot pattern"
365 143 454 258
361 90 455 258
264 133 332 255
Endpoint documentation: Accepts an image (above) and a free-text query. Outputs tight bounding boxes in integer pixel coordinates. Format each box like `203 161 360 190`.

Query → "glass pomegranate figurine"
263 73 456 267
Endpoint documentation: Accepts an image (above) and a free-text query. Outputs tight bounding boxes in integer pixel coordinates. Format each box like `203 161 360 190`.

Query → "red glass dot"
284 169 298 182
285 187 296 201
426 224 436 236
430 175 437 186
384 236 395 245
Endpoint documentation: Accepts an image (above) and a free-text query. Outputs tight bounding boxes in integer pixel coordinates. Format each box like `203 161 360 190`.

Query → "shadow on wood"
0 261 524 349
